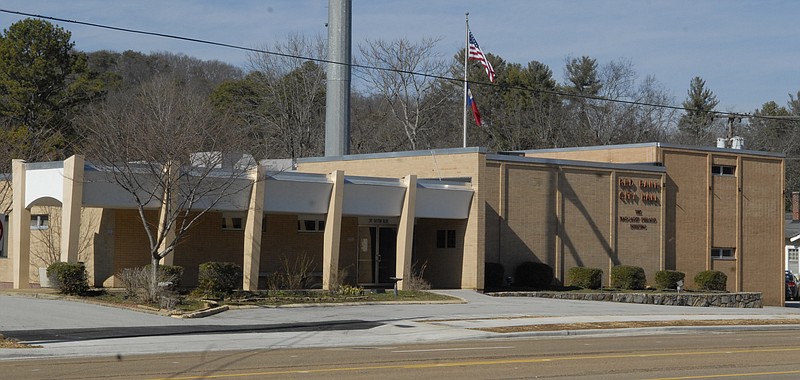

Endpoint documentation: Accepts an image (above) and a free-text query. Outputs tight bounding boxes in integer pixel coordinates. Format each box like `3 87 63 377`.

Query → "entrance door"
357 226 397 285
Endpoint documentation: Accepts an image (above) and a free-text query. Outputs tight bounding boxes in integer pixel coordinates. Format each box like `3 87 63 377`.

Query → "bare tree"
233 34 328 160
30 206 98 269
560 58 676 146
349 93 409 153
357 37 450 150
584 60 676 145
81 74 253 295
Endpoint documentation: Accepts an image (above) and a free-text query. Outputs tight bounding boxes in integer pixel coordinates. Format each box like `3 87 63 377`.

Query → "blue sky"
1 0 798 113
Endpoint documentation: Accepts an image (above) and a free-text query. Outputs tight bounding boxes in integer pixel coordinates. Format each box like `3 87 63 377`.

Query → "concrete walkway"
2 290 800 360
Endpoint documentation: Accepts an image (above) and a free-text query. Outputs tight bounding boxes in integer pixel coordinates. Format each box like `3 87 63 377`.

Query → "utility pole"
325 0 352 157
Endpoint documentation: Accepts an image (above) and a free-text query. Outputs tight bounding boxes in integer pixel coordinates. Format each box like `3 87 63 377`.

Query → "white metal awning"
27 164 473 220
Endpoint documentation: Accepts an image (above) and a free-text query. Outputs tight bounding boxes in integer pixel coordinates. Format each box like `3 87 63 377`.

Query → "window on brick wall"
30 214 49 230
222 214 244 230
436 229 456 248
711 247 735 259
297 216 325 232
711 165 736 176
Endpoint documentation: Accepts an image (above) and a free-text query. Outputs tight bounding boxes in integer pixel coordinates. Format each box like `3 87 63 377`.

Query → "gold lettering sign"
639 179 661 190
641 193 659 202
619 191 637 201
618 178 636 188
618 177 661 205
620 209 657 231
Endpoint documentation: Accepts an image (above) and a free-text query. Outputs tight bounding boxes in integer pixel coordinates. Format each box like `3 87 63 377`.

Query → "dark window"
31 214 49 230
437 230 456 248
222 217 244 230
711 247 735 259
297 218 325 232
712 165 736 176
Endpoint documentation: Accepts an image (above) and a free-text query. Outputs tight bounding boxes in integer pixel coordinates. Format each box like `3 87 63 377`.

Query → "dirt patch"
0 336 40 349
475 319 800 333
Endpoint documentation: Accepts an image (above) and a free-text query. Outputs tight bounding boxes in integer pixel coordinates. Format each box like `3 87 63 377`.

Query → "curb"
0 291 63 300
175 305 229 319
478 323 800 340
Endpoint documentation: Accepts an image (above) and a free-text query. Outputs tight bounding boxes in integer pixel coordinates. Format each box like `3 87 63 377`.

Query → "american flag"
468 30 495 82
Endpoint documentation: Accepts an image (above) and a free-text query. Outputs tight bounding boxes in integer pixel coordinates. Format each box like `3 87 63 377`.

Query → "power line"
2 8 800 123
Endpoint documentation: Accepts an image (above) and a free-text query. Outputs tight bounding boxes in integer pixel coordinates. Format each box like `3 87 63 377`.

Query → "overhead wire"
2 8 800 123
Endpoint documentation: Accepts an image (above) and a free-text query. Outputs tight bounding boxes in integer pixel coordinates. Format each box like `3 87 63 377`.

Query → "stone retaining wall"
491 291 762 308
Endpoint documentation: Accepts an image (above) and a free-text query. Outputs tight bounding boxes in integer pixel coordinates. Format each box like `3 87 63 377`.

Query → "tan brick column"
11 159 30 289
60 155 84 263
322 170 344 290
396 175 417 290
158 162 176 266
243 166 265 291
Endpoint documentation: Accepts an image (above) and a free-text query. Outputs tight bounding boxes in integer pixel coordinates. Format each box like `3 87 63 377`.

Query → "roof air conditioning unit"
731 136 745 150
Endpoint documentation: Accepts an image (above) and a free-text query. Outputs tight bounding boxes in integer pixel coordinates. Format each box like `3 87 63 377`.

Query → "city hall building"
0 142 787 305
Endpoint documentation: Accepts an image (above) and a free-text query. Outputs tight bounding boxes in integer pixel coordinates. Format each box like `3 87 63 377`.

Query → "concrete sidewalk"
2 290 800 360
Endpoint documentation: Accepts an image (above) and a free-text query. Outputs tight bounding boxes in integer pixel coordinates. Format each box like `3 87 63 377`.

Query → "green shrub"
195 262 243 298
514 262 554 289
484 262 505 289
655 270 685 290
694 270 727 291
336 284 364 296
610 265 646 290
567 267 603 289
47 262 88 295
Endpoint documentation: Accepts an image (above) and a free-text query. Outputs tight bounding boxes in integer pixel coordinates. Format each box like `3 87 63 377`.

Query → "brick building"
0 143 786 305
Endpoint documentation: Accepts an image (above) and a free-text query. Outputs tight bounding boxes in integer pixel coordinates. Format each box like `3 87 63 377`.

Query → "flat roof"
486 153 666 173
298 146 667 174
298 147 487 163
510 142 785 159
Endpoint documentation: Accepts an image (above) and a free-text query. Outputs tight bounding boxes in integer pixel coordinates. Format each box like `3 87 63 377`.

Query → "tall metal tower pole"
463 13 469 148
325 0 352 156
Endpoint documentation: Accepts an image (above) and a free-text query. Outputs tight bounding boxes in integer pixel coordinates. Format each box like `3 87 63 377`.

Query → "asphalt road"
5 291 800 362
4 330 800 379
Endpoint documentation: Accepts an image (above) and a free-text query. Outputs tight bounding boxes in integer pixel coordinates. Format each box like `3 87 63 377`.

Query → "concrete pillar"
243 166 265 291
158 162 176 266
60 155 84 263
322 170 344 290
11 159 30 289
396 175 417 290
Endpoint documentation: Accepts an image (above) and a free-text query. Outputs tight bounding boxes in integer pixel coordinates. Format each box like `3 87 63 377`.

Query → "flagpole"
463 13 469 148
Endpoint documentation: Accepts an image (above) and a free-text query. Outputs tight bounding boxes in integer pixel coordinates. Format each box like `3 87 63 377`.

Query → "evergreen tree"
0 18 104 158
677 76 719 145
564 56 601 95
